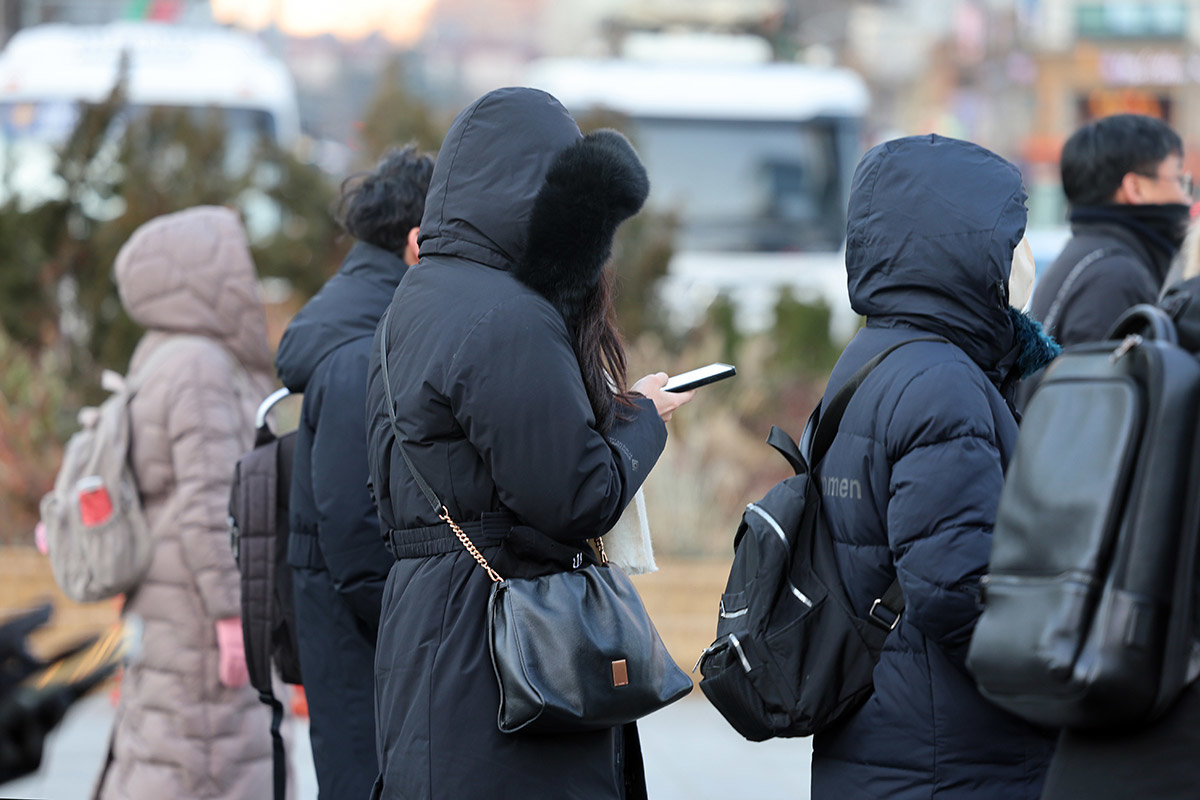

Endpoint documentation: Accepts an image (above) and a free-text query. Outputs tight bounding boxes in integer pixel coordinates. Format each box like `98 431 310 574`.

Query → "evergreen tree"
0 65 340 540
770 288 840 377
357 56 446 162
0 65 340 386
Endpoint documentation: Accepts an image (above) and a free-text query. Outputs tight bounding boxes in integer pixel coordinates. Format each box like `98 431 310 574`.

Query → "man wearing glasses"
1029 113 1192 348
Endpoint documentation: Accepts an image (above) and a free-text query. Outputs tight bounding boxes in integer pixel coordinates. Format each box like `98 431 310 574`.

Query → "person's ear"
1114 171 1146 205
404 227 420 266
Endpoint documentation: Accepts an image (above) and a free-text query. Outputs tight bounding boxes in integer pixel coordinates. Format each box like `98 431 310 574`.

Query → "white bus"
526 52 868 340
0 22 300 218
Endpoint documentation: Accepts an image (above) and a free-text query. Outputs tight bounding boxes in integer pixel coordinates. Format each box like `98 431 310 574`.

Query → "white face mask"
1009 236 1036 312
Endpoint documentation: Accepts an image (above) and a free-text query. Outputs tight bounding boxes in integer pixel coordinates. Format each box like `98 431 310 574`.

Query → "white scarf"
602 487 657 575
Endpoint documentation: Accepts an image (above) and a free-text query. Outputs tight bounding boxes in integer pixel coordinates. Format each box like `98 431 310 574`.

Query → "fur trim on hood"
513 129 649 325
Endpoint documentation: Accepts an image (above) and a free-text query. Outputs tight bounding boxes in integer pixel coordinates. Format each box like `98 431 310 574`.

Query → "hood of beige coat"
114 206 272 374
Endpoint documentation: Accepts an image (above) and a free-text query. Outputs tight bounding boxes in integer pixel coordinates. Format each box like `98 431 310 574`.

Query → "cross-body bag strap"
810 334 947 631
377 312 610 584
1041 247 1108 339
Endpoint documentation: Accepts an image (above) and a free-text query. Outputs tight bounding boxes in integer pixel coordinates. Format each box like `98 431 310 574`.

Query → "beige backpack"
40 337 201 602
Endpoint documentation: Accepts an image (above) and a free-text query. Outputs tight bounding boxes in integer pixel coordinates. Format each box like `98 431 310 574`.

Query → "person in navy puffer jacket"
810 134 1060 799
275 145 434 800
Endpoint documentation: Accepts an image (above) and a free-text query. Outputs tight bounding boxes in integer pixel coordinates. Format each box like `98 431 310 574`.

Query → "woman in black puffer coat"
363 87 692 799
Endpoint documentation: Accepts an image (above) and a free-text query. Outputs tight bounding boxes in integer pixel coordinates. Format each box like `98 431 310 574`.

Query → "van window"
629 116 847 253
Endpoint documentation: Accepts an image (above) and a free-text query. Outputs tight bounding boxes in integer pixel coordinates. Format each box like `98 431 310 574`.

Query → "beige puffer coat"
94 206 276 800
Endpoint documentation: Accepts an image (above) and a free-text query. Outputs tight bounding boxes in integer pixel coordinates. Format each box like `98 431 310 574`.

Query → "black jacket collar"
275 241 408 391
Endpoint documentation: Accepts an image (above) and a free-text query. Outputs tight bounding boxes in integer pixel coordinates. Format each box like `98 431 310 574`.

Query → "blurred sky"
209 0 437 44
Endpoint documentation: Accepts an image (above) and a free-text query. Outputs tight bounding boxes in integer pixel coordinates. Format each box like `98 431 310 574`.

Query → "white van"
526 48 868 340
0 22 300 218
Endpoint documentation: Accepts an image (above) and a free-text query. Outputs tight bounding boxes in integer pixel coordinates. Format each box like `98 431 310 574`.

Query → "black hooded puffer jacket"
364 87 667 800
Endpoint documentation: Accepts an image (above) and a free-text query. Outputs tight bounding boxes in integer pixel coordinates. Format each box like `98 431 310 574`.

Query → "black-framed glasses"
1136 169 1194 197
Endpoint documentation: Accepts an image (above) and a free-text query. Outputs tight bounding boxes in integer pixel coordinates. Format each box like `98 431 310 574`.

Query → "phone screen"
663 363 737 392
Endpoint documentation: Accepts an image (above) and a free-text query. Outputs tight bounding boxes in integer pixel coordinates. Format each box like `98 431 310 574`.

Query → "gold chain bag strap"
378 311 691 733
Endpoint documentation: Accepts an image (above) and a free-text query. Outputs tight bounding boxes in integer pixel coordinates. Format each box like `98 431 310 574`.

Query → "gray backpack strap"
1042 248 1107 338
123 335 254 397
256 387 292 431
122 335 205 395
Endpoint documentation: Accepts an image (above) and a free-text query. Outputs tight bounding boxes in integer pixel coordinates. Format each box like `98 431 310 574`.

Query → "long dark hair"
511 129 650 432
572 270 637 433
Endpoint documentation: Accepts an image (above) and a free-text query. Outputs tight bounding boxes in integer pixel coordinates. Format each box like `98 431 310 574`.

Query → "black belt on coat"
385 510 515 560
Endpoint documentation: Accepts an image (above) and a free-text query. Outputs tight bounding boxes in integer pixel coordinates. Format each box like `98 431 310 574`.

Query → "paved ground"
2 691 811 799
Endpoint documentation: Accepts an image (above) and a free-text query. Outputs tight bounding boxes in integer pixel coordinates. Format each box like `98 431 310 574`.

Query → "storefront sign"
1098 50 1200 86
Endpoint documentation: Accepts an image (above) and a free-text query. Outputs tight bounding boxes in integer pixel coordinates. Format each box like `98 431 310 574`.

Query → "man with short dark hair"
274 145 434 799
1029 113 1192 346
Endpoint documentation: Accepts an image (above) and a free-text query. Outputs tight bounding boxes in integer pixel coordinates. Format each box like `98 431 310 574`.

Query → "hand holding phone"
631 372 691 422
663 363 737 393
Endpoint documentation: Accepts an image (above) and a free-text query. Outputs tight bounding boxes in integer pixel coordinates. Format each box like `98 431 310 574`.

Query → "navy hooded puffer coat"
274 240 407 799
810 135 1057 799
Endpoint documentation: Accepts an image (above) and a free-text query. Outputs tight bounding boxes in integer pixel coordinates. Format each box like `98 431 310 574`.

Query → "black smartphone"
663 362 737 392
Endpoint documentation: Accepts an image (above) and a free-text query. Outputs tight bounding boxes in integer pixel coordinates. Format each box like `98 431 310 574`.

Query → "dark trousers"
293 566 379 800
1040 681 1200 799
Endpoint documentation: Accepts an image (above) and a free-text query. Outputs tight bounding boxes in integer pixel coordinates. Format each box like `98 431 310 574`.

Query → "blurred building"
419 0 797 102
846 1 1033 156
1021 0 1200 224
5 0 209 33
844 0 1200 227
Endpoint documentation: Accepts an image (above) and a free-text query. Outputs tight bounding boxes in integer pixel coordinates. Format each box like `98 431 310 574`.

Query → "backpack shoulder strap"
766 424 807 476
807 334 946 632
122 335 210 396
809 335 946 467
255 387 292 432
754 336 948 477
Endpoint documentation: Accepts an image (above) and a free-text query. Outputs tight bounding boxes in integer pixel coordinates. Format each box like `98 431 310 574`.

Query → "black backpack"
697 338 937 740
967 304 1200 731
228 387 303 800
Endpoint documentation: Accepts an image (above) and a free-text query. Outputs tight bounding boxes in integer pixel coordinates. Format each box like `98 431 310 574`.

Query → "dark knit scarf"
1070 203 1190 258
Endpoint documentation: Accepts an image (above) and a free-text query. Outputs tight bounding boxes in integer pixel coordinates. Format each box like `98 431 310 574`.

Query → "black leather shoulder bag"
378 312 692 734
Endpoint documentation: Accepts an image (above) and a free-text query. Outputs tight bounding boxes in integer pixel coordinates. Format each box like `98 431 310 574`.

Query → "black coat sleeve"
309 346 391 634
447 298 667 540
